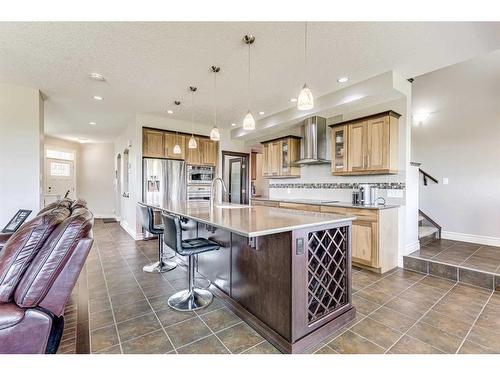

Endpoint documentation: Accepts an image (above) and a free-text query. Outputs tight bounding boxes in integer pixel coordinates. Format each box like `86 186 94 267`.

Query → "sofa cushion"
14 207 93 308
70 199 87 210
0 208 70 303
0 303 26 330
36 199 73 216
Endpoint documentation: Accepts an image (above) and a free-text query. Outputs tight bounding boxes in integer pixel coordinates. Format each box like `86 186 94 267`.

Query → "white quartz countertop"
145 201 356 237
251 197 399 210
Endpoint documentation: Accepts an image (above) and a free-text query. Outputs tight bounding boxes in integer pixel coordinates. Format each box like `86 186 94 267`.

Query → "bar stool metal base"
168 288 213 311
143 260 177 273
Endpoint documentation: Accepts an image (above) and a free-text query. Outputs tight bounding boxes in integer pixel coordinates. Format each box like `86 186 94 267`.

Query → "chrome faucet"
210 177 227 209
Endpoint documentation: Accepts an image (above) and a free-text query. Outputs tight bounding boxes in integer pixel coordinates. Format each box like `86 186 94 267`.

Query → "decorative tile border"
268 182 405 190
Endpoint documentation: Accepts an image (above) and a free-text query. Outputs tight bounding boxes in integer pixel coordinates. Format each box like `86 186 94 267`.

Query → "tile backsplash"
268 182 405 189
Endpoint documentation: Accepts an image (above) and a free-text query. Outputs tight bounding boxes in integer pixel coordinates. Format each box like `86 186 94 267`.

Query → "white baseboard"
442 231 500 247
120 220 143 241
93 214 118 219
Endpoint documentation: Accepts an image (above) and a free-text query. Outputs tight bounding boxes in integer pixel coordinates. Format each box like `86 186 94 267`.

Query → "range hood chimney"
295 116 330 165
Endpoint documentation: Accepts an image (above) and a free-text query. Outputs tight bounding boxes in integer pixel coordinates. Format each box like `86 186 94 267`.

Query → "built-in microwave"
187 165 214 185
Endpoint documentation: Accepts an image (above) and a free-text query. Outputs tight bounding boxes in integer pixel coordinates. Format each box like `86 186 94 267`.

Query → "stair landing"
403 238 500 290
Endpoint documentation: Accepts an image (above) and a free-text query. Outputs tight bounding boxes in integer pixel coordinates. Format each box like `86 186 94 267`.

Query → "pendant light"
188 86 198 149
297 22 314 111
173 132 182 154
242 34 256 131
209 66 221 141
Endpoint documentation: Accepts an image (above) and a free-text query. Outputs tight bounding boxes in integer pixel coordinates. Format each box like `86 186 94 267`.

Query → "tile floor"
405 239 500 289
409 239 500 274
64 221 500 354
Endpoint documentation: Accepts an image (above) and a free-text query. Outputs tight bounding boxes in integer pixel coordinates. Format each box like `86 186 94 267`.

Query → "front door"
44 158 75 204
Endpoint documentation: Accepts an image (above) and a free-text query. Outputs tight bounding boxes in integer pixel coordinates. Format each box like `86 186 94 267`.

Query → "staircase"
418 211 441 244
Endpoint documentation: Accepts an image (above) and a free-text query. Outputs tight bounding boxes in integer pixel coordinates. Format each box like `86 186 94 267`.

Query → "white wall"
44 136 115 218
0 83 43 225
78 143 116 218
412 51 500 244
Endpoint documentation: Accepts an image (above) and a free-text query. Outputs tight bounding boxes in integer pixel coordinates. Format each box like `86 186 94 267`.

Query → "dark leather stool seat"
138 203 176 273
161 212 219 311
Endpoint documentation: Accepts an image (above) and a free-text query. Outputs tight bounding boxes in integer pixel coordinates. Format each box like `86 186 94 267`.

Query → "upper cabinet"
165 132 186 160
142 128 218 167
261 136 301 178
143 129 166 158
330 111 400 175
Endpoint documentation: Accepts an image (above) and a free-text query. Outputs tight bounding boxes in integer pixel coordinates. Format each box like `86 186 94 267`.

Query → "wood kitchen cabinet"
186 137 202 165
142 127 219 166
143 128 166 158
261 136 301 178
251 199 398 273
330 111 400 175
165 132 186 160
200 139 217 166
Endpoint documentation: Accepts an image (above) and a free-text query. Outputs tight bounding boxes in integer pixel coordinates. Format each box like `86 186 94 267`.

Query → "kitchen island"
146 201 356 353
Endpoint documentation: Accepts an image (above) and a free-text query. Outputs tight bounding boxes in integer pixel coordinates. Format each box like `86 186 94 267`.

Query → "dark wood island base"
195 221 356 354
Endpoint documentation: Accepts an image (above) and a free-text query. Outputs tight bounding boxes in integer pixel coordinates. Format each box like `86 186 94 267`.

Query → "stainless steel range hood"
295 116 330 165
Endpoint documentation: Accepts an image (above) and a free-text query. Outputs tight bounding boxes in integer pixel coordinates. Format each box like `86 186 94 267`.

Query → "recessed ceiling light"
289 98 298 103
167 110 174 114
78 138 88 144
93 96 103 101
337 77 349 83
231 123 237 127
89 122 96 126
88 73 105 81
258 111 265 115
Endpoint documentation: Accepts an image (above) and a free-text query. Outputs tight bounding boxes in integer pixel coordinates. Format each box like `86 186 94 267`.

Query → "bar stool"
161 212 220 311
138 203 177 273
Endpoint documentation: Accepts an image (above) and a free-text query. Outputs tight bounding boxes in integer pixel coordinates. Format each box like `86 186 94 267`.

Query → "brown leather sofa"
0 199 94 354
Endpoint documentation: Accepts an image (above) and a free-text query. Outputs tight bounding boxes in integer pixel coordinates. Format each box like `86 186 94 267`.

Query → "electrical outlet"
442 178 449 185
387 189 403 198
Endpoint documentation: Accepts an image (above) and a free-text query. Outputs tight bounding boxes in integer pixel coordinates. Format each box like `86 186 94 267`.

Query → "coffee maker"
358 184 372 206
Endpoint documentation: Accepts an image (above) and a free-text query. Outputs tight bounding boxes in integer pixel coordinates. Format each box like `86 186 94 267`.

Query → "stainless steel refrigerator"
143 158 187 207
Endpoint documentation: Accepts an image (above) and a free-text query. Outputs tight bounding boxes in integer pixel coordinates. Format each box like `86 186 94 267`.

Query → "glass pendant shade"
297 83 314 110
188 134 197 149
210 126 220 141
173 144 182 154
243 111 256 130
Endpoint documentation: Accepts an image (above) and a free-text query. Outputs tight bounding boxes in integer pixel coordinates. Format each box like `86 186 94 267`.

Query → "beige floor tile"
329 330 384 354
216 322 264 353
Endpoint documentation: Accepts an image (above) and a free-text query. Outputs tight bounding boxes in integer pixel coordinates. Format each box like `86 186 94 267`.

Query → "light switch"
442 178 449 185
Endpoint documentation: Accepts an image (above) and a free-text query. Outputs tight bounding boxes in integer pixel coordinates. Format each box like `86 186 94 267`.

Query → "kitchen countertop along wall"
251 196 400 210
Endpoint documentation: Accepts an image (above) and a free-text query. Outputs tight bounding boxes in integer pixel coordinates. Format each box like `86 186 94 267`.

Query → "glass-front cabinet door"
332 125 348 174
281 140 289 175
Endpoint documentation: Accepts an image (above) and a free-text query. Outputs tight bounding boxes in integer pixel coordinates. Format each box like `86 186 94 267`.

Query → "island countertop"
145 201 356 237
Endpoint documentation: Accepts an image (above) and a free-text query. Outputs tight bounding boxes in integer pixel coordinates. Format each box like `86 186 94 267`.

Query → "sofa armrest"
0 233 13 251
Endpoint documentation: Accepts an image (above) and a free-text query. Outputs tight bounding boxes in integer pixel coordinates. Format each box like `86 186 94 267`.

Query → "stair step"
418 225 438 239
418 215 424 222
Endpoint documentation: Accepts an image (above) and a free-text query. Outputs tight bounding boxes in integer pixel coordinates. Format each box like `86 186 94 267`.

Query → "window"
50 161 71 177
46 149 74 161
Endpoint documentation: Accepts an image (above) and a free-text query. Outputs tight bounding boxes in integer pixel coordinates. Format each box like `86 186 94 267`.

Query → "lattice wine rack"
307 226 349 324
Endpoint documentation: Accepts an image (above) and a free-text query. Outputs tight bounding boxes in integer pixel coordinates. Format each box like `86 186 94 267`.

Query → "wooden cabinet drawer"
279 202 320 212
320 206 348 215
346 208 378 222
251 199 279 208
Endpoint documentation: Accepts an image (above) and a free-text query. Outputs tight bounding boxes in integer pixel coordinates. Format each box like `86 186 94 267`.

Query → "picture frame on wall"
2 209 32 233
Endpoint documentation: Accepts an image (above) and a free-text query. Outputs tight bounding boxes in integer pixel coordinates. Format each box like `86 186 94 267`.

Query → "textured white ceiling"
1 22 500 142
